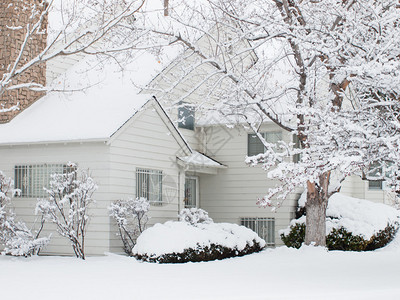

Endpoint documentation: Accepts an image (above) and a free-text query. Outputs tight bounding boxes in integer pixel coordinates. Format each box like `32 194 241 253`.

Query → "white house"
0 3 394 257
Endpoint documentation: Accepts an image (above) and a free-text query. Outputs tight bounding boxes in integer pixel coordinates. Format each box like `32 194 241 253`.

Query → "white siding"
196 124 298 246
341 175 396 206
0 142 111 256
108 102 187 253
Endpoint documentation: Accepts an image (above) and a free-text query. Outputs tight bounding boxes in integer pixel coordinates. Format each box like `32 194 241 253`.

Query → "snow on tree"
138 0 400 246
109 197 150 255
0 171 50 256
0 0 147 116
36 165 97 259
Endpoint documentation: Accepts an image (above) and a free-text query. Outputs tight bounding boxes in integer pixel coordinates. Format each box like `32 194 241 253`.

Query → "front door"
184 176 198 208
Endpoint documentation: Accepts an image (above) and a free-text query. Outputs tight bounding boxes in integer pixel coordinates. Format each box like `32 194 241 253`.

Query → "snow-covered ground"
2 233 400 300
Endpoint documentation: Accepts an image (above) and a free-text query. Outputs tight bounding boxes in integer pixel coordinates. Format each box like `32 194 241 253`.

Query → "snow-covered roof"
0 48 181 145
177 151 225 168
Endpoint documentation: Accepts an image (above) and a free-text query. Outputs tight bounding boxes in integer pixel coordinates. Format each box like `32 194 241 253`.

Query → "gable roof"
0 48 182 145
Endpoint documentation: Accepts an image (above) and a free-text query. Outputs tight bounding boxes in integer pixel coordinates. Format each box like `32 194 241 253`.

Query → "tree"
0 0 146 119
140 0 400 245
36 165 97 259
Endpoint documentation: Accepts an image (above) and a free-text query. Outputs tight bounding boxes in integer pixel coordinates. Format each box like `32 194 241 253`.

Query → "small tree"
109 197 150 255
36 165 97 259
0 171 49 256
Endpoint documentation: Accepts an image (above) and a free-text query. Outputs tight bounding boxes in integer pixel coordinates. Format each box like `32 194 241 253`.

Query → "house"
0 1 394 256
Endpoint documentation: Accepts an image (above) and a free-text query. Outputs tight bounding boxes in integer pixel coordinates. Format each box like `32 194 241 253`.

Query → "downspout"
178 170 181 218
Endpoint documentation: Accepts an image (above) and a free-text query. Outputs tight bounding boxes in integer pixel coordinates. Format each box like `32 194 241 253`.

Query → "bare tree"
139 0 400 246
0 0 146 118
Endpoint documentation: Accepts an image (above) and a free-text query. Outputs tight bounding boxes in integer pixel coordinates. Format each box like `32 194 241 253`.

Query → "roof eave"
0 137 109 147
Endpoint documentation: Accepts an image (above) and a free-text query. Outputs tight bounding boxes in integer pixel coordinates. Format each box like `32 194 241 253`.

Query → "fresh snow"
2 236 400 300
132 221 265 256
0 46 182 144
178 151 225 168
288 193 400 238
326 193 399 239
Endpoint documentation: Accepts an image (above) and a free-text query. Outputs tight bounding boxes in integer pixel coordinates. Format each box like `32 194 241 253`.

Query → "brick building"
0 0 47 123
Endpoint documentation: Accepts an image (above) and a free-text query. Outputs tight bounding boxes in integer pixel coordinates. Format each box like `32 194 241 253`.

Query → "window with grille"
248 132 282 156
241 217 275 246
136 168 163 205
14 164 75 198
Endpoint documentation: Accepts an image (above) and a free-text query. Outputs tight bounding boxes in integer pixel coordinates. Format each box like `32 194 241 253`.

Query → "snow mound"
132 221 266 260
283 193 400 240
326 194 400 239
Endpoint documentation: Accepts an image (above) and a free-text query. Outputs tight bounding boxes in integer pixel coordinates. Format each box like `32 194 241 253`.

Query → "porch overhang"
177 151 227 175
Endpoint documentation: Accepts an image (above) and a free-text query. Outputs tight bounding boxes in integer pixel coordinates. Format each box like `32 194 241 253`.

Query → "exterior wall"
341 175 397 206
0 142 111 256
0 0 47 123
0 101 190 256
195 123 298 246
108 102 187 253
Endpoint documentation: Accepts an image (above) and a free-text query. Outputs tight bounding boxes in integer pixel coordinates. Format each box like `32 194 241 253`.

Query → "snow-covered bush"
132 221 266 263
0 171 50 256
281 194 400 251
109 197 150 255
36 166 97 259
178 208 213 225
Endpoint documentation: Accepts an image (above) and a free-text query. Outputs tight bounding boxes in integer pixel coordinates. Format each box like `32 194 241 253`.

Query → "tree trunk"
305 172 330 246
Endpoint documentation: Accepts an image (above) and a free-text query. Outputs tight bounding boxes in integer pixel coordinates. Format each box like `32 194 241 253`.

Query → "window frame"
247 131 282 156
14 163 74 198
177 101 195 130
136 168 163 205
240 217 275 247
184 176 199 209
367 163 384 190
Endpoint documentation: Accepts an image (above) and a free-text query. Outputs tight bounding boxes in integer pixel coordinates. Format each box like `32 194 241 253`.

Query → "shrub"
282 193 400 251
0 171 50 256
366 223 399 251
280 221 398 251
36 166 97 259
326 227 368 251
178 208 213 225
109 197 150 255
280 223 305 249
132 221 266 263
134 240 264 263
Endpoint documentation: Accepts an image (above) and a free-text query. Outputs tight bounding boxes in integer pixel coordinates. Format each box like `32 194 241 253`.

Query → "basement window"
241 217 275 246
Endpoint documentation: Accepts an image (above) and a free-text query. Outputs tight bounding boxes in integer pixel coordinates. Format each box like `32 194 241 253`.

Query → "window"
178 102 195 130
368 163 384 190
368 180 383 190
247 132 282 156
14 164 74 198
136 168 163 205
241 217 275 246
184 177 198 208
293 134 301 163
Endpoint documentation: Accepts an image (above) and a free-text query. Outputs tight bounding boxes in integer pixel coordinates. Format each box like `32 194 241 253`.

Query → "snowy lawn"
3 235 400 300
